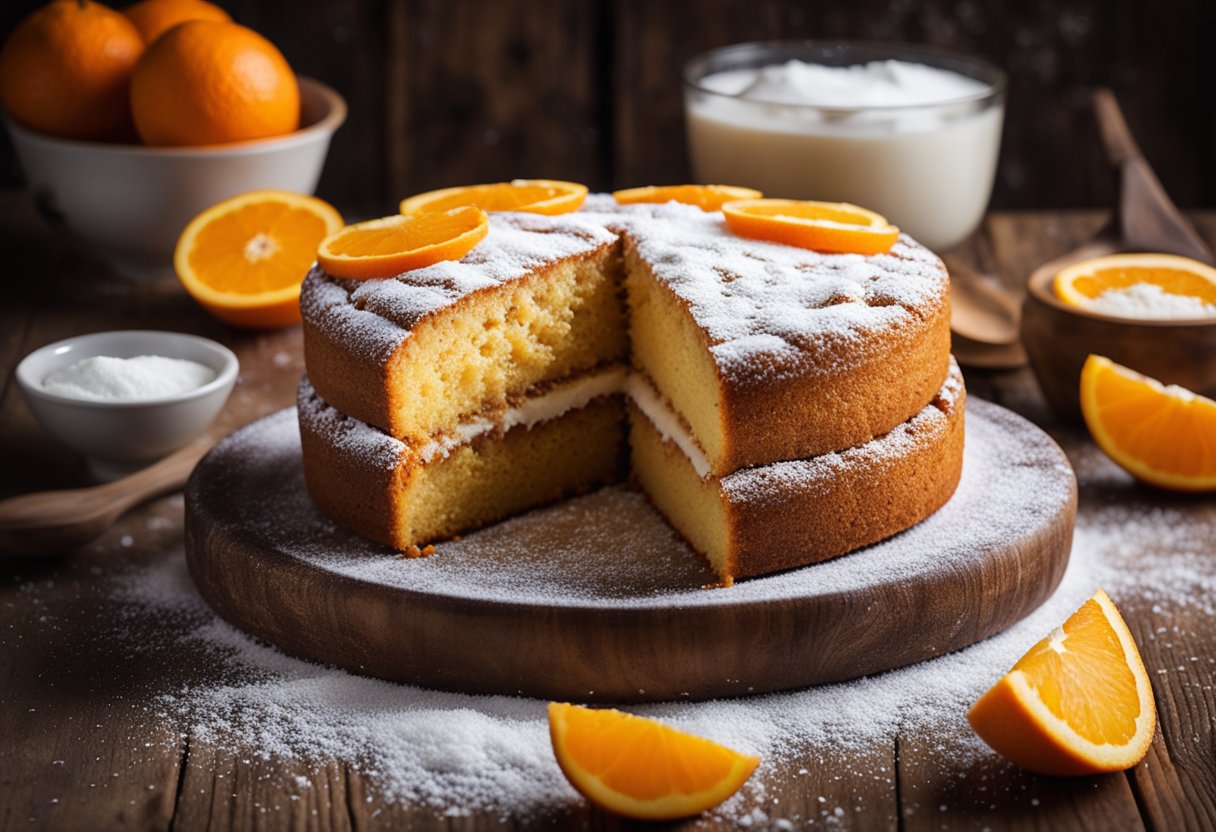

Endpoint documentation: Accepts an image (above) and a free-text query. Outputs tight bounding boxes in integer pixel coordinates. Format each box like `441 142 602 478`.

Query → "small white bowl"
15 330 238 481
4 77 346 279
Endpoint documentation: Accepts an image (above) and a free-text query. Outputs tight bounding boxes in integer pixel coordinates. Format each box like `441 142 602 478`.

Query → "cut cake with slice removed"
299 200 961 583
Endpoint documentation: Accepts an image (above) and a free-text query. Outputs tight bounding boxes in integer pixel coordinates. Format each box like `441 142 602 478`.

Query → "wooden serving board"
184 398 1076 703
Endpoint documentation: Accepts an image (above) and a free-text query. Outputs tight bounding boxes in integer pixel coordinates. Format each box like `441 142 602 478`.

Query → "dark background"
2 0 1214 219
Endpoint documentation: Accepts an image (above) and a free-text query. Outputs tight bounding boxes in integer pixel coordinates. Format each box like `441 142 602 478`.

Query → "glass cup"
684 41 1006 252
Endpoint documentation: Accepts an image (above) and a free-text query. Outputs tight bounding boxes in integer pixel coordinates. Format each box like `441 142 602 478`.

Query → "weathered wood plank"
897 731 1146 832
386 0 608 198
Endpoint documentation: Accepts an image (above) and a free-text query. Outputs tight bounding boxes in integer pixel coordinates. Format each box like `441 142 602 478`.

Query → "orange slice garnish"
612 184 762 211
548 702 760 820
174 189 343 329
722 199 900 255
968 589 1155 776
399 179 587 216
1054 253 1216 318
316 206 489 281
1079 354 1216 492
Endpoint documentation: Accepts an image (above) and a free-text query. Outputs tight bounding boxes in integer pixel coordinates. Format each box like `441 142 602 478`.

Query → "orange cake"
299 199 961 583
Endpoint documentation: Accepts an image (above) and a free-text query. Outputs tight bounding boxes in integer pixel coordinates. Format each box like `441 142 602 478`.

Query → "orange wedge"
1054 253 1216 317
316 206 489 281
722 199 900 255
968 589 1155 776
612 184 762 211
174 190 343 329
399 179 587 216
1079 354 1216 492
548 702 760 820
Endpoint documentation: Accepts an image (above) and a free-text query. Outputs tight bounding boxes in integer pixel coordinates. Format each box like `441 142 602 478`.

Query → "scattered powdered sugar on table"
101 404 1215 822
1084 282 1216 320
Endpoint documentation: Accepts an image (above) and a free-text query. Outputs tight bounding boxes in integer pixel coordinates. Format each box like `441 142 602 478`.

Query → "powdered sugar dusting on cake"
303 199 946 380
296 378 405 474
582 201 949 382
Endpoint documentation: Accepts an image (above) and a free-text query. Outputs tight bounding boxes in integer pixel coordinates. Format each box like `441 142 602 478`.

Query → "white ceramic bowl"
15 330 238 481
4 77 346 279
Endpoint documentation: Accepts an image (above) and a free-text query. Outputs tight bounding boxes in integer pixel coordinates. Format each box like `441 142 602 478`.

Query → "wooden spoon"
0 439 212 557
1027 88 1214 290
946 255 1023 346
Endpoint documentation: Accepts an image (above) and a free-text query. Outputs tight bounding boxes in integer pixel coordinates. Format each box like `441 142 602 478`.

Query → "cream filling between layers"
413 366 713 478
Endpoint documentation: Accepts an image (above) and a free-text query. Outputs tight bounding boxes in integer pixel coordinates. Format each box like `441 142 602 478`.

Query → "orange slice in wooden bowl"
174 190 343 328
399 179 587 216
317 206 489 281
548 702 760 820
612 184 762 211
968 589 1155 776
721 198 900 255
1054 253 1216 318
1079 354 1216 492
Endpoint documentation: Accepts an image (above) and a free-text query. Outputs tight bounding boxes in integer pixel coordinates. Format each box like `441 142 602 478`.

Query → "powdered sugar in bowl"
16 330 238 481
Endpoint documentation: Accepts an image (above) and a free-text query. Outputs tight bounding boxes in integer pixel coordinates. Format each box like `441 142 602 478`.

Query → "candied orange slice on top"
548 702 759 821
317 206 489 281
399 179 587 216
968 589 1155 776
612 184 762 211
722 198 900 255
174 189 343 329
1079 354 1216 492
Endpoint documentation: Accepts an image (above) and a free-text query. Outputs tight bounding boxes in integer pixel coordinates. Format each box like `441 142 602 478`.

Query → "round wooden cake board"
185 398 1077 703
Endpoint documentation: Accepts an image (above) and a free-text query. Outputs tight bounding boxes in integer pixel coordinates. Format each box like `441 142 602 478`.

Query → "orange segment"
1054 253 1216 318
1079 354 1216 492
722 199 900 255
174 190 343 329
968 589 1156 776
548 702 759 820
612 184 762 211
399 179 587 216
317 206 489 281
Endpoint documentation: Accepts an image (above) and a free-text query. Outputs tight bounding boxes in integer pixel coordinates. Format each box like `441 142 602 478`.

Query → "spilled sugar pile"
106 431 1214 821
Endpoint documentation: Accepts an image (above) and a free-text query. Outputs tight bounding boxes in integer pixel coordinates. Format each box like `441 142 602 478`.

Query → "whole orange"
123 0 232 45
0 0 144 141
129 20 299 147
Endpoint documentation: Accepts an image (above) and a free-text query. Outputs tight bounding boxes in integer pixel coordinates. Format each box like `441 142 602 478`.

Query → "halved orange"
548 702 760 820
1054 253 1216 317
399 179 587 216
612 184 762 211
316 206 489 281
1079 354 1216 492
174 190 343 329
722 199 900 255
968 589 1155 776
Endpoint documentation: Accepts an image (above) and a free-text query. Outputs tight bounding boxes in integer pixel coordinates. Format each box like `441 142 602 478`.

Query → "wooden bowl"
1021 256 1216 422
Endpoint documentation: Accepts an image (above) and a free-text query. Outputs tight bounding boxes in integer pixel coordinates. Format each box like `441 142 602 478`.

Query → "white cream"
686 58 1003 251
413 366 713 478
624 373 711 478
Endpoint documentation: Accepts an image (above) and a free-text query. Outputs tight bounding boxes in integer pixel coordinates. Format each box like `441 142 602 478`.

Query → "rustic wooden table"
1 192 1213 831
